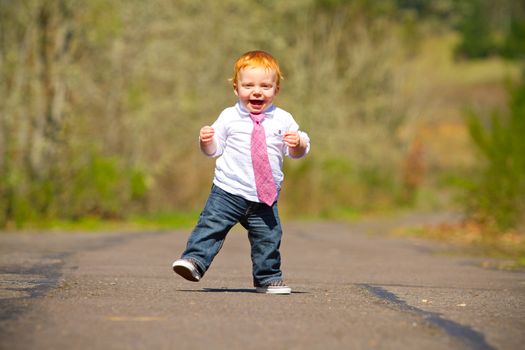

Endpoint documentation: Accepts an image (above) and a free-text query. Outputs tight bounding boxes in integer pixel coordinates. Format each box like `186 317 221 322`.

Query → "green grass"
321 206 363 221
129 211 200 230
10 211 200 233
416 33 520 86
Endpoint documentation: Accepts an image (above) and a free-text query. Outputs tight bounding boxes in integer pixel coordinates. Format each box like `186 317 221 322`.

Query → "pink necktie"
250 113 277 206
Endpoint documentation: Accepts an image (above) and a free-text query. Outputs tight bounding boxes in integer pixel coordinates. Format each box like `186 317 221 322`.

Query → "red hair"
231 50 283 89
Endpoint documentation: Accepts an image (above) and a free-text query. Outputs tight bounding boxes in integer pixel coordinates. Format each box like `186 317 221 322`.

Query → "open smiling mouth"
250 100 264 106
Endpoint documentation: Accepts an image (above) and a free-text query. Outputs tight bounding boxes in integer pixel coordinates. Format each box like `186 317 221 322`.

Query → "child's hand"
199 126 215 145
283 131 301 148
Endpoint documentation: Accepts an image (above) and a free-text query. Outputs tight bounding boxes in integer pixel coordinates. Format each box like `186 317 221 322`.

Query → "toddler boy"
172 50 310 294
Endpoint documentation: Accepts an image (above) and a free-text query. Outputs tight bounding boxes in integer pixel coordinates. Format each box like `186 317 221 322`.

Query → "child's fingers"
199 126 215 143
283 132 300 148
201 131 214 139
200 126 214 136
200 126 214 134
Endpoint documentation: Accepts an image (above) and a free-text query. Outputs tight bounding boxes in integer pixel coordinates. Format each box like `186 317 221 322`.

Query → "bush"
57 151 149 220
454 0 495 59
463 73 525 231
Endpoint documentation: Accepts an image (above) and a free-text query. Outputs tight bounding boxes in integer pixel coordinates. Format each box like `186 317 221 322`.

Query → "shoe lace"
269 280 287 287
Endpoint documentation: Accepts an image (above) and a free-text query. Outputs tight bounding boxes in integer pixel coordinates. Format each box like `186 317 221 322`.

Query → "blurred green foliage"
455 0 495 58
449 0 525 232
501 17 525 60
455 0 525 59
463 75 525 231
0 0 523 230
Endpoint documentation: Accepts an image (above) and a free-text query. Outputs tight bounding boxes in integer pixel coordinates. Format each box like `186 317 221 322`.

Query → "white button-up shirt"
207 102 310 203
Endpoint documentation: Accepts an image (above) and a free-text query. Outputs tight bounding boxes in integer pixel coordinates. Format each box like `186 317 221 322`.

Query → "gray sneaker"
172 258 201 282
255 280 291 294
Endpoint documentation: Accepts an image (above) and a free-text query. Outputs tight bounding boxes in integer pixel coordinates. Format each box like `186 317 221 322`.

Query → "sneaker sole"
255 286 292 295
172 260 200 282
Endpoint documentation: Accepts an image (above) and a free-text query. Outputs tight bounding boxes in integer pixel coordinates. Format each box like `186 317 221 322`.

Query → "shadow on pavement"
177 288 308 294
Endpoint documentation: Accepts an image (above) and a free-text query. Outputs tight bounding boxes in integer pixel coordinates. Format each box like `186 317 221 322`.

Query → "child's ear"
275 85 280 95
233 83 239 96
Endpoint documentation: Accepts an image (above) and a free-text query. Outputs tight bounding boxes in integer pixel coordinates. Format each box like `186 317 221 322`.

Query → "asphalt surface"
0 213 524 350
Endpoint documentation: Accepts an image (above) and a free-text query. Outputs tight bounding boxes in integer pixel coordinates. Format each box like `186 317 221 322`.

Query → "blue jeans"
181 184 283 287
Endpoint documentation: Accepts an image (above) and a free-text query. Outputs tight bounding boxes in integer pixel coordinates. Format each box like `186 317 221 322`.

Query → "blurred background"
1 0 524 236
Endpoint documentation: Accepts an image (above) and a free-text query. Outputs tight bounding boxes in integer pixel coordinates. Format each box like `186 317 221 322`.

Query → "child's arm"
199 125 217 156
284 131 308 158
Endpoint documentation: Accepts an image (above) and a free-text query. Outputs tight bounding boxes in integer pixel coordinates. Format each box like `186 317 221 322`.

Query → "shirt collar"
235 102 275 118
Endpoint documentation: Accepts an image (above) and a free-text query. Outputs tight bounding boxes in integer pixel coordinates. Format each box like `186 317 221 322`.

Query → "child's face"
234 67 279 114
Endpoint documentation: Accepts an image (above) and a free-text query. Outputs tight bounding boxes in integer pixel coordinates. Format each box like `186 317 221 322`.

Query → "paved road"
1 214 524 350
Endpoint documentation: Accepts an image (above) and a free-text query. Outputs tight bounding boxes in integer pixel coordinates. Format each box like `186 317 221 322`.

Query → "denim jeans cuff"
255 276 283 287
182 255 206 276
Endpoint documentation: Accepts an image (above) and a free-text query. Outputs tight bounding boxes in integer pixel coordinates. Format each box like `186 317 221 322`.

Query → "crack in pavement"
0 253 67 323
0 231 168 323
359 284 495 350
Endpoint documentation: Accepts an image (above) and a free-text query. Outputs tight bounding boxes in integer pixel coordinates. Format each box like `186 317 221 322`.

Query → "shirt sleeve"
284 115 311 159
